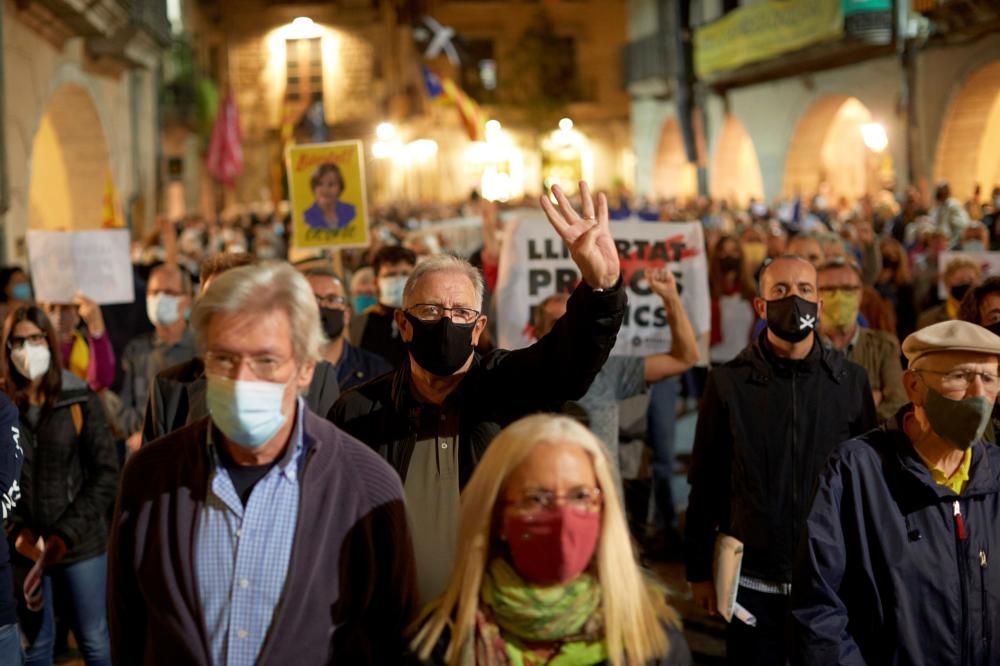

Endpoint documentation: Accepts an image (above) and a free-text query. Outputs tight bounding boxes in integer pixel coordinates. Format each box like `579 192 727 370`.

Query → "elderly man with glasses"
330 182 626 603
109 262 417 665
792 319 1000 665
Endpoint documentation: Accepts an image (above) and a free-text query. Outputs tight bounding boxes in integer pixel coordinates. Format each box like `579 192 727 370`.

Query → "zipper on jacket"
955 500 970 665
982 549 991 659
791 373 798 516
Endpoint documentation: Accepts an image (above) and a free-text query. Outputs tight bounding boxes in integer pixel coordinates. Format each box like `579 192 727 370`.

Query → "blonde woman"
411 414 691 666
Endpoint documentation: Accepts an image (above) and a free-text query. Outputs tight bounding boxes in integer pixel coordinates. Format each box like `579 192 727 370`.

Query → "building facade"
176 0 632 212
627 0 1000 206
0 0 169 263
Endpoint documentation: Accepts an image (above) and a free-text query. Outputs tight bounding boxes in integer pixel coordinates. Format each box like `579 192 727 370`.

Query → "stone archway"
933 60 1000 201
651 117 698 201
783 95 894 200
711 114 764 207
28 83 112 230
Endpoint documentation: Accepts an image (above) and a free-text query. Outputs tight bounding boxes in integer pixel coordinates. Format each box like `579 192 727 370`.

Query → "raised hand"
540 182 621 290
648 268 681 310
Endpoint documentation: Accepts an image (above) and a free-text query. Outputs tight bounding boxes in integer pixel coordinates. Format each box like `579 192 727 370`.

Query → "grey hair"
191 260 324 363
402 255 485 311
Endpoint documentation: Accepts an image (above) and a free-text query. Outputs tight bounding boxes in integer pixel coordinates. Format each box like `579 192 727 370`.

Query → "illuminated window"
285 37 322 105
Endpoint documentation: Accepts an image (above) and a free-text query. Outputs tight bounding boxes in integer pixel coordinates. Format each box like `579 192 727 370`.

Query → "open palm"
540 182 621 289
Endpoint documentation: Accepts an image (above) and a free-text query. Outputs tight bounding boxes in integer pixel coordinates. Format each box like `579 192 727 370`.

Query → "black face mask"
765 295 818 343
950 283 972 302
719 256 741 273
986 321 1000 338
404 312 476 377
882 257 899 270
320 307 345 340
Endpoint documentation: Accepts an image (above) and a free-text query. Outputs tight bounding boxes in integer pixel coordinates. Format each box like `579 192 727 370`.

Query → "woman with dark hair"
1 305 118 666
304 162 357 230
874 238 917 340
708 236 756 364
957 277 1000 445
0 267 32 305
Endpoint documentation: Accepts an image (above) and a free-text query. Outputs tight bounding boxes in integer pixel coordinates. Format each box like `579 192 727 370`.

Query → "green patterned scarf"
474 558 607 665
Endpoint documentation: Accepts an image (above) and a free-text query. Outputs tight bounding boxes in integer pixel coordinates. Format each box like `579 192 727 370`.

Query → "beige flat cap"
902 320 1000 365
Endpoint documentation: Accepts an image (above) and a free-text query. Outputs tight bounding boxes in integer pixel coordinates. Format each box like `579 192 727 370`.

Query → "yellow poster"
694 0 843 78
287 140 370 250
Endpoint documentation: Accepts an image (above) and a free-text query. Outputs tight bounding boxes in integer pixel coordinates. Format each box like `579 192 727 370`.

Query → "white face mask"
378 275 408 308
11 344 51 381
206 375 289 449
146 294 181 327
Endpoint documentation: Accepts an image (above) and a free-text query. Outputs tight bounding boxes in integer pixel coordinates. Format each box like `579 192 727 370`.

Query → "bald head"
757 256 818 300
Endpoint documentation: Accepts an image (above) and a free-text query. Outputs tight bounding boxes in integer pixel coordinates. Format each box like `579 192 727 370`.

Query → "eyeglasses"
315 294 347 309
7 334 47 350
916 368 1000 393
406 304 481 325
506 486 602 515
204 351 290 381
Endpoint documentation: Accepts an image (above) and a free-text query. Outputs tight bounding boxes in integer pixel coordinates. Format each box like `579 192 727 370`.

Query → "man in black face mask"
302 267 391 392
792 320 1000 664
329 181 626 603
686 255 877 665
958 276 1000 443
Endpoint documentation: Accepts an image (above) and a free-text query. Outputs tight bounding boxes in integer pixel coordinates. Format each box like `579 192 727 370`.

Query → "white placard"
27 230 135 305
938 251 1000 299
495 210 710 356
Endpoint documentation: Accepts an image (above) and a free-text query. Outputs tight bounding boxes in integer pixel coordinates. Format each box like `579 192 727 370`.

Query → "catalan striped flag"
422 66 485 141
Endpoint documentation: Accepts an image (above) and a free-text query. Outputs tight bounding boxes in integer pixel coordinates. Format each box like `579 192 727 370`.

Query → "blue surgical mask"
206 375 288 448
11 282 32 302
146 294 181 327
378 275 408 308
352 294 377 313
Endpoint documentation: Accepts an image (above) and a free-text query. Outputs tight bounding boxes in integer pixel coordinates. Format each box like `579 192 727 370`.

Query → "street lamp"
861 122 888 153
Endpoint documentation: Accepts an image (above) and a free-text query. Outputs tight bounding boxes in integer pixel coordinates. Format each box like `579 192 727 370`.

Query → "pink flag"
206 90 244 187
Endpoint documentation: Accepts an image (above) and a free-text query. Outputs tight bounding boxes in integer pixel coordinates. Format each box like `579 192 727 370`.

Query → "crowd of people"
0 176 997 665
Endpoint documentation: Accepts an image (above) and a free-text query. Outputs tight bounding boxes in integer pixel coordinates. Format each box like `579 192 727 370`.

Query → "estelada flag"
422 66 484 141
100 170 125 228
207 90 244 188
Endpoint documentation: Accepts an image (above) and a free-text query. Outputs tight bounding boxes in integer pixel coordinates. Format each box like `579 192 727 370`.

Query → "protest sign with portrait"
287 140 370 250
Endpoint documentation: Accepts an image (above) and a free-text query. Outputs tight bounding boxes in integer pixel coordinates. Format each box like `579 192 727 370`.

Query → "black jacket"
792 409 1000 665
330 280 627 488
685 336 877 584
142 357 341 444
12 372 119 564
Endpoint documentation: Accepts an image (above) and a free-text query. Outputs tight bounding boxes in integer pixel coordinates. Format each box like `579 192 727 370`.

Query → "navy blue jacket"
0 394 22 626
792 408 1000 665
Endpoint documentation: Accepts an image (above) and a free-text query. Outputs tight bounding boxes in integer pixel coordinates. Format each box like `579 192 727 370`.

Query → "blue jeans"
0 622 24 665
24 553 110 666
647 377 679 530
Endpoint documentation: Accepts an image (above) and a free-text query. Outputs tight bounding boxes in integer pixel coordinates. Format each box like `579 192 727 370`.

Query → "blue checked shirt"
195 400 304 666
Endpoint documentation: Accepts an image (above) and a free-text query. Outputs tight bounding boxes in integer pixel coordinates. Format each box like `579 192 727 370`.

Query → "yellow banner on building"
286 140 370 250
694 0 844 78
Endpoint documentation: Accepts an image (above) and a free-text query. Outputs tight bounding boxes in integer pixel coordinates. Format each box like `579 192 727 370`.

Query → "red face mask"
503 506 601 586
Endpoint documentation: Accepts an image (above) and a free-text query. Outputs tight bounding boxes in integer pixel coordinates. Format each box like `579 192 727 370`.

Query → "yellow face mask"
821 289 860 330
742 242 767 270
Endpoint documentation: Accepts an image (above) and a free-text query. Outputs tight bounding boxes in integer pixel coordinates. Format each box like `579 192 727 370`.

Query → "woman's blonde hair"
411 414 677 666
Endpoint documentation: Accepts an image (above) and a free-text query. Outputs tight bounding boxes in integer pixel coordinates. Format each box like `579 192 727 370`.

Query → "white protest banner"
938 251 1000 299
496 210 710 356
27 229 134 305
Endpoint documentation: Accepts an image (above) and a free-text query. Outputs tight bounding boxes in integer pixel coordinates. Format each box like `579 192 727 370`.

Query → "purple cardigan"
108 410 418 665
